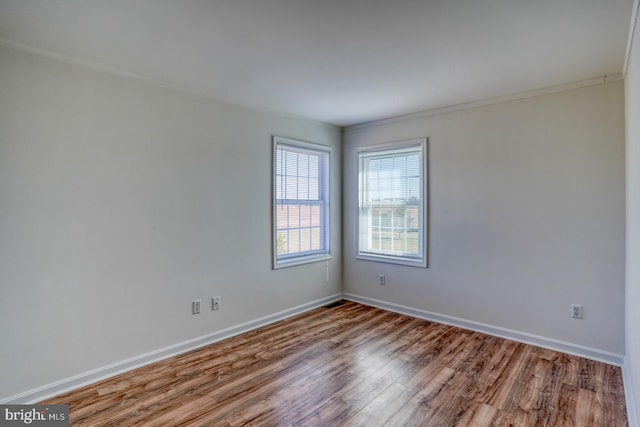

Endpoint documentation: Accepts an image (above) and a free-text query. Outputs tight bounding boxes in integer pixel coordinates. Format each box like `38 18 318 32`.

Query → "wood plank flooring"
41 301 628 426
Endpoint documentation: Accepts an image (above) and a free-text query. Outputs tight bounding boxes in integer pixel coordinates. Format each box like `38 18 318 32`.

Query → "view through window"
273 136 330 268
358 138 427 267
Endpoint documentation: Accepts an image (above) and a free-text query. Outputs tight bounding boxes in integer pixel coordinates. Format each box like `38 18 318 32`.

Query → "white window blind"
273 137 330 268
358 138 427 267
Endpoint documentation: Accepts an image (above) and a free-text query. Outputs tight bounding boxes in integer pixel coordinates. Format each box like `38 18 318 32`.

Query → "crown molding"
345 74 624 131
624 0 640 76
0 38 340 131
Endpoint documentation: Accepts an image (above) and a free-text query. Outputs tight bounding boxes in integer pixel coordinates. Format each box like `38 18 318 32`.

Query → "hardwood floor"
41 301 628 426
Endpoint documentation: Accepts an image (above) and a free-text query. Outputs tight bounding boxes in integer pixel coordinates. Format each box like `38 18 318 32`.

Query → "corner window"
357 138 428 267
273 136 331 268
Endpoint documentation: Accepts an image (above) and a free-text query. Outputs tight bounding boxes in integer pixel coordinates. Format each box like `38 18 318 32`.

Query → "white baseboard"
0 293 343 404
623 358 639 427
343 293 625 366
3 292 627 407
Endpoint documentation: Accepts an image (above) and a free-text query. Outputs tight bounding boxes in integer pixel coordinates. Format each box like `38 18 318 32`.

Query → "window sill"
274 254 332 269
356 253 426 268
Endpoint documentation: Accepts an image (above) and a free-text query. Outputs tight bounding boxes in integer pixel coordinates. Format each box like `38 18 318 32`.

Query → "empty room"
1 0 639 426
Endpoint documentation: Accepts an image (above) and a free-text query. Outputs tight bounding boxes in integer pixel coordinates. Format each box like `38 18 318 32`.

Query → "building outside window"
273 136 331 268
357 138 428 267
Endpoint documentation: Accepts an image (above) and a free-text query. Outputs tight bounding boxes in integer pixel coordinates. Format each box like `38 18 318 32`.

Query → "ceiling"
0 0 633 127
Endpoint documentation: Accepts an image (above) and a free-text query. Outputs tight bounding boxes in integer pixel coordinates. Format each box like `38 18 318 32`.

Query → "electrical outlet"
378 274 385 286
571 304 583 319
212 296 220 311
192 300 201 315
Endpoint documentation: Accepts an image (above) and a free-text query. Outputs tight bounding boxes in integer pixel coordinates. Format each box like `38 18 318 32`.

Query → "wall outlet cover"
571 304 583 319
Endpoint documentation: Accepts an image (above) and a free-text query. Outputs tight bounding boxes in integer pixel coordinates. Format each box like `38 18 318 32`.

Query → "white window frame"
357 138 428 268
272 136 331 269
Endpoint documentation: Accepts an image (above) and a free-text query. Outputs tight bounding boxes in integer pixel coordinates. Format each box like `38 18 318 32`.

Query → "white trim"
622 4 639 426
624 0 640 77
0 38 625 132
356 138 429 268
272 136 332 269
623 358 639 427
0 294 342 404
343 293 625 366
345 74 624 131
0 38 340 131
2 292 629 408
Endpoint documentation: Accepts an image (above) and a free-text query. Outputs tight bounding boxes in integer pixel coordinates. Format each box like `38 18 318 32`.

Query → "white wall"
625 6 640 425
0 38 631 409
343 82 626 355
0 45 341 401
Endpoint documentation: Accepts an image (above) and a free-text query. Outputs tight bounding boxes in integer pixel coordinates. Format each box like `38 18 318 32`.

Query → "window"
273 136 331 268
357 138 427 267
